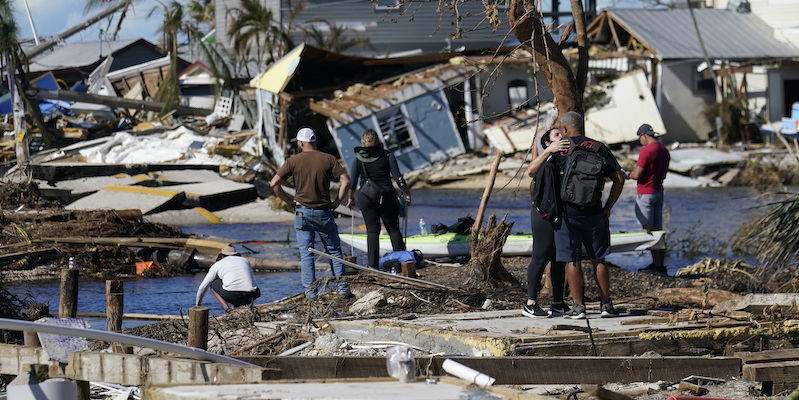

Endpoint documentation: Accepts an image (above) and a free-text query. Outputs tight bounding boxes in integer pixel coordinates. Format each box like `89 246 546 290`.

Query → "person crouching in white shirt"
195 246 260 312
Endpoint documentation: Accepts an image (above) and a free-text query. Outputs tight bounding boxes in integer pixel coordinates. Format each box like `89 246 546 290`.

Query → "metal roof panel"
28 39 141 72
608 8 799 60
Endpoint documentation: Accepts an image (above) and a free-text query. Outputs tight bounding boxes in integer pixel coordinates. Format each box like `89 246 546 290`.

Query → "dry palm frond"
735 193 799 269
10 223 30 244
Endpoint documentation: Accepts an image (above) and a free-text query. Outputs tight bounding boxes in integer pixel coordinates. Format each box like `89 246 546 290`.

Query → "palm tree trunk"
110 1 132 41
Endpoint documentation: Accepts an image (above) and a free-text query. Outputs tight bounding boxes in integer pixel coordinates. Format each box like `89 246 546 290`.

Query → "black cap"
637 124 656 137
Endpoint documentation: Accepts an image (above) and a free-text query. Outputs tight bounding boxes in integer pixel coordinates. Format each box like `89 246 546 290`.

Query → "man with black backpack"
552 111 625 319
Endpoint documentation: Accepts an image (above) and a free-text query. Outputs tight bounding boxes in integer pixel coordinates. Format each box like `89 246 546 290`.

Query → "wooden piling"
106 280 133 354
23 331 41 347
401 261 417 278
188 306 209 350
106 280 123 332
59 268 79 318
344 256 358 275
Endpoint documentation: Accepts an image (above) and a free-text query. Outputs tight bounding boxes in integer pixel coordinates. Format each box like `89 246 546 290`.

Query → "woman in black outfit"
346 130 412 269
522 127 570 318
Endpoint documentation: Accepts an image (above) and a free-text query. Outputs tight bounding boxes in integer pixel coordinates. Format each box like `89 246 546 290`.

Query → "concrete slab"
39 175 140 196
146 377 545 400
144 208 224 225
331 309 736 357
150 181 257 210
713 293 799 314
65 185 185 214
212 200 294 224
0 344 50 375
62 351 275 386
154 169 230 184
64 179 256 216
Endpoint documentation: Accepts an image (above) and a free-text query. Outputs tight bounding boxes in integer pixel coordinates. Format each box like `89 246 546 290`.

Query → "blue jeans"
294 206 349 297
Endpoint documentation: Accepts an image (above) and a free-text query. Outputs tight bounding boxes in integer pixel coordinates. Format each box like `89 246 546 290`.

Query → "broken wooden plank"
308 247 455 291
308 101 349 123
736 348 799 364
236 355 741 385
0 247 60 263
742 360 799 383
71 312 182 321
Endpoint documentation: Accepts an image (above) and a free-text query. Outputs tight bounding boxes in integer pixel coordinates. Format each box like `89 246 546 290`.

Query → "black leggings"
358 190 405 268
527 207 566 303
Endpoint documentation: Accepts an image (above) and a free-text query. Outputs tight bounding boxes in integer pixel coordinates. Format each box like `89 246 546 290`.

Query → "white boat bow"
339 231 666 259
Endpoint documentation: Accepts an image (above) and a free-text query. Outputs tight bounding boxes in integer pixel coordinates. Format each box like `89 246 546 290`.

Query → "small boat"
339 231 666 259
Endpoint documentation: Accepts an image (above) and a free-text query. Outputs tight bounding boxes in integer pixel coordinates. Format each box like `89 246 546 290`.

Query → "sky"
11 0 162 44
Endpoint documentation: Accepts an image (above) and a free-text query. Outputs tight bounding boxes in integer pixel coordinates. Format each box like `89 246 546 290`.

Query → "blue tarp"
0 73 61 116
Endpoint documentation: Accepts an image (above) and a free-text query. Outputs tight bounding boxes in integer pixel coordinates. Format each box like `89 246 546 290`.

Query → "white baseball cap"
291 127 316 143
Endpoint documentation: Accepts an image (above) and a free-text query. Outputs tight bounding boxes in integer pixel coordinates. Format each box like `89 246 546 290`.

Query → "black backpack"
559 138 607 207
447 215 475 235
533 159 562 222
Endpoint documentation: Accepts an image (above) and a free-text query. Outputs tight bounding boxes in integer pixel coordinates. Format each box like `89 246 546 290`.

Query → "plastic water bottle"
419 218 428 236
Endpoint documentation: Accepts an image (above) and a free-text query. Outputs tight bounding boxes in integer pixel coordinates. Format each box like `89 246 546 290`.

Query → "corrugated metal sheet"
28 40 140 72
216 0 511 58
282 0 510 56
609 8 799 60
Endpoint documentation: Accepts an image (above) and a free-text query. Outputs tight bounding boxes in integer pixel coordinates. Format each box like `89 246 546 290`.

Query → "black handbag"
358 162 384 199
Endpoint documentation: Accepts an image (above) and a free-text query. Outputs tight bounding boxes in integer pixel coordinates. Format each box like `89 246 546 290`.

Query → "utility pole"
21 0 41 45
6 59 30 167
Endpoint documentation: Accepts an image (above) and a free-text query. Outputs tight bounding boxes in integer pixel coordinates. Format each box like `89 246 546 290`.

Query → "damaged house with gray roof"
585 7 799 143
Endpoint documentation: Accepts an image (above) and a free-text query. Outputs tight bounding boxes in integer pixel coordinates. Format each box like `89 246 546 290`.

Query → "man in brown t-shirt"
270 127 352 299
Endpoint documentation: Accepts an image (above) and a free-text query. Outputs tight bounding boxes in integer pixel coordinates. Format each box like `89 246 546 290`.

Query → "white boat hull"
339 231 666 259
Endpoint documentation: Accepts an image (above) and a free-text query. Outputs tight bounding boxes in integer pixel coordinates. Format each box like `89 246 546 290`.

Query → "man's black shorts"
554 213 611 262
210 278 261 307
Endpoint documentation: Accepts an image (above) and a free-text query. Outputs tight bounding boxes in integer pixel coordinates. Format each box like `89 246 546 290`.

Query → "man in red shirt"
628 124 670 276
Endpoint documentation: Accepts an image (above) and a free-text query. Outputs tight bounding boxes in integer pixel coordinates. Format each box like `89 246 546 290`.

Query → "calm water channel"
7 185 768 329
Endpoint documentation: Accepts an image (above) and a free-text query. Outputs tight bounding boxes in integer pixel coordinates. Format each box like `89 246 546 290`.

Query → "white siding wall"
713 0 799 49
479 64 553 120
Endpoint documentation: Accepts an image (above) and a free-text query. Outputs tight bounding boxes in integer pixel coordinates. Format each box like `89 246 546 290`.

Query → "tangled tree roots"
467 214 519 287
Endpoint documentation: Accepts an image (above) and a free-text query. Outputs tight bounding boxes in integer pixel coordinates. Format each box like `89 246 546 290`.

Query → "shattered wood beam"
25 89 211 117
308 101 350 123
324 99 363 117
473 153 503 234
308 247 455 290
277 92 292 148
609 19 622 49
338 94 381 110
441 71 476 86
357 86 397 101
586 13 605 41
236 355 741 384
400 77 435 85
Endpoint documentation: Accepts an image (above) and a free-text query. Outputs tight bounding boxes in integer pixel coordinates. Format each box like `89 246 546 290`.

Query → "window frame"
373 105 418 155
374 0 400 11
508 78 529 110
